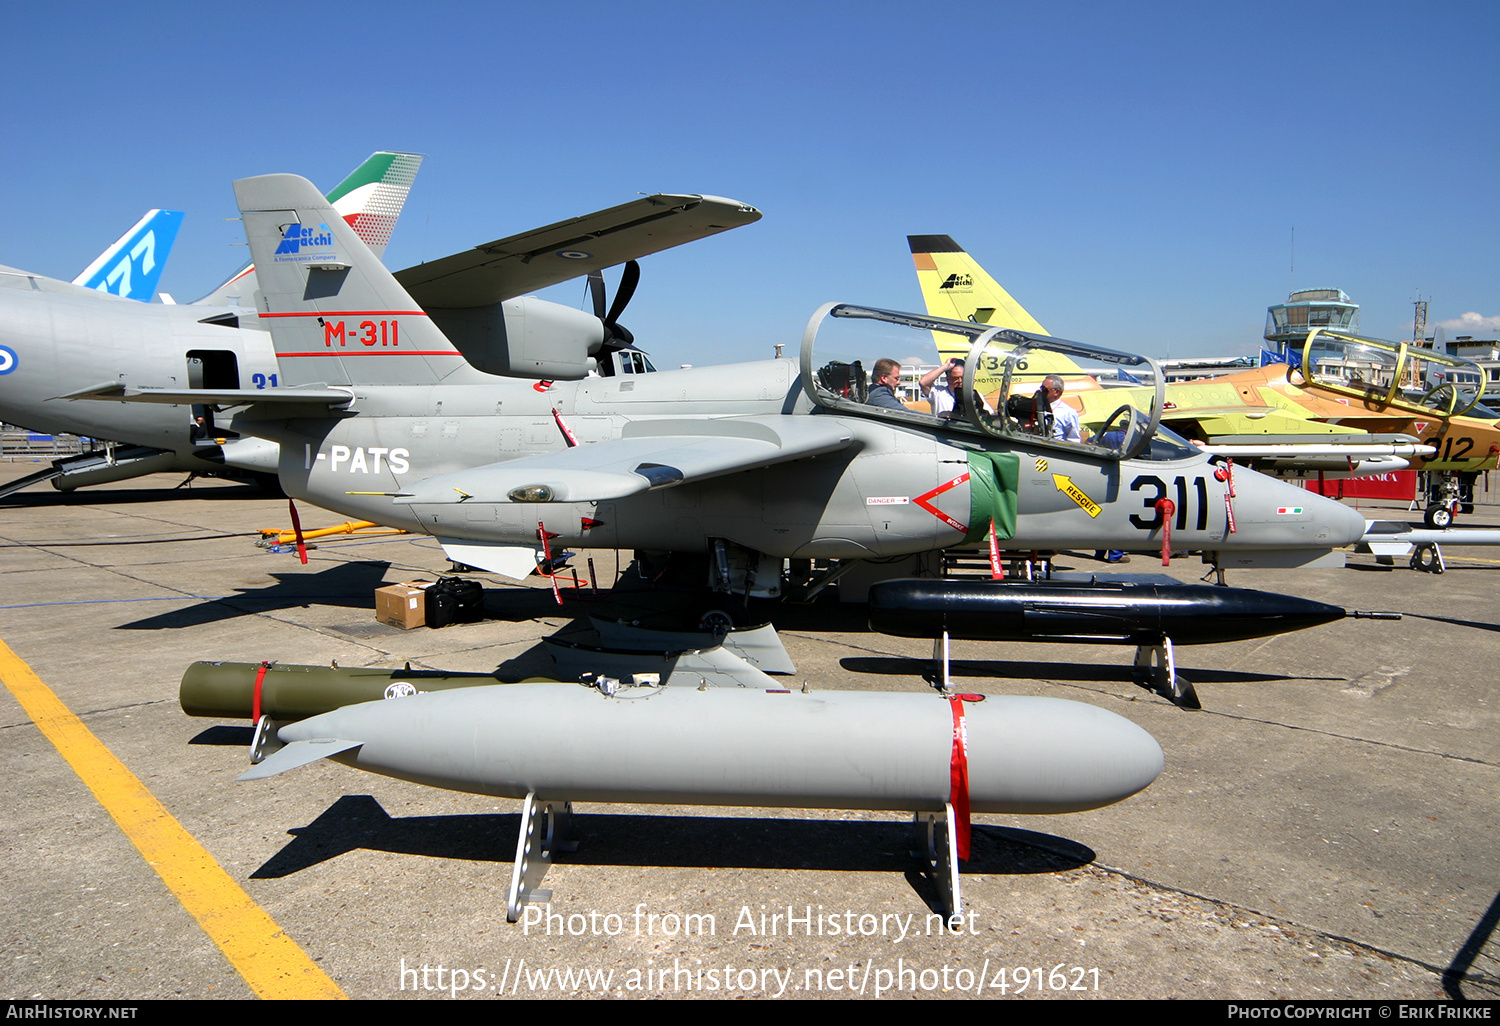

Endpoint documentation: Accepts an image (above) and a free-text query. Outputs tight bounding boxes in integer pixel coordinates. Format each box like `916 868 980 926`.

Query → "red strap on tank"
287 499 308 565
948 695 982 861
251 660 271 723
987 519 1003 579
1156 498 1175 565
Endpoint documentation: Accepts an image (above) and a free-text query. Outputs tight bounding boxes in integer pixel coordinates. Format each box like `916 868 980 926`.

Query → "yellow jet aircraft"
907 236 1497 525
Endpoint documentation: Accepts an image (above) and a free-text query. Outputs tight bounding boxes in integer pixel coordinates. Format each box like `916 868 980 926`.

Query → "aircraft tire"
1424 505 1453 530
696 598 748 634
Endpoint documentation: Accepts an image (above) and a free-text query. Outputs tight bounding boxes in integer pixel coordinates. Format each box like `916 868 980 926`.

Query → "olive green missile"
179 661 535 721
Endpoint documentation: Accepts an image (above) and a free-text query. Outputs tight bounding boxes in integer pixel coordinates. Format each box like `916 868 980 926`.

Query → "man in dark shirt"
865 358 906 410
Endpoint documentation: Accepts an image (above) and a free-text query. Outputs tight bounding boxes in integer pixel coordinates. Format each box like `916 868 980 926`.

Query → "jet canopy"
800 303 1165 461
1301 329 1489 419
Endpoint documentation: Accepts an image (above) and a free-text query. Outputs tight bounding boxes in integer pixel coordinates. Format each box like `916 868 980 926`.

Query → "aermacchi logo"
274 222 335 262
938 273 973 291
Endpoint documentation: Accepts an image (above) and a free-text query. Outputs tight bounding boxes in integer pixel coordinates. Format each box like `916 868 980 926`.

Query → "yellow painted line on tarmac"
0 637 345 1000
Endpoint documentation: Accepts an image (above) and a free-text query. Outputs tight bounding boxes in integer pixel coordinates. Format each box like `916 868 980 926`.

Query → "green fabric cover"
964 450 1020 542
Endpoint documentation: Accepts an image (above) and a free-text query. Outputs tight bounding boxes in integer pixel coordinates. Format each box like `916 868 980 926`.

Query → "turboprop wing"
393 194 762 309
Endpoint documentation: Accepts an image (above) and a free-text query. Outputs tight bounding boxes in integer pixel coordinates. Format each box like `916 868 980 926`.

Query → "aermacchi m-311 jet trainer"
81 172 1368 598
907 236 1498 524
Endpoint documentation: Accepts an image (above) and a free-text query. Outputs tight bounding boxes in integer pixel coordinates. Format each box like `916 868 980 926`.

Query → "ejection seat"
1003 389 1054 437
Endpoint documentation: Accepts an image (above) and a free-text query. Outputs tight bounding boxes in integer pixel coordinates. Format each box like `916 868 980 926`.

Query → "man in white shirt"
919 359 993 419
1042 375 1082 443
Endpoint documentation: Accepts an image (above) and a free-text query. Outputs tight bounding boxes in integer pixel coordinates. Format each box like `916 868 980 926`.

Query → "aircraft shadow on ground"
114 560 394 630
251 794 1093 886
838 656 1341 685
0 481 268 509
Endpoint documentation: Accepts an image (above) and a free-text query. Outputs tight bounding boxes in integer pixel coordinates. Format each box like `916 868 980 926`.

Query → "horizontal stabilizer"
62 383 353 407
394 194 761 308
237 737 363 780
402 416 853 505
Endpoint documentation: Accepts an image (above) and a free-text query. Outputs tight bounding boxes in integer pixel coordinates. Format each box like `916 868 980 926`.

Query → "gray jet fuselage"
234 356 1368 560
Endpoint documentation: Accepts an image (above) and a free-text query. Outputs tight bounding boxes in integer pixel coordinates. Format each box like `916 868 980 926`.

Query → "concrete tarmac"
1 463 1495 1001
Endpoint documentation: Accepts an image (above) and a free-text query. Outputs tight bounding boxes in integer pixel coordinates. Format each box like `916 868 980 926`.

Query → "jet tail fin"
199 151 423 307
908 235 1088 381
908 235 1048 335
72 210 185 301
234 173 468 387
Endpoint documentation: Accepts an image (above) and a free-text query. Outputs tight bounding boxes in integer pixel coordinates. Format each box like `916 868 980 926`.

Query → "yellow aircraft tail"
909 234 1049 334
907 234 1086 384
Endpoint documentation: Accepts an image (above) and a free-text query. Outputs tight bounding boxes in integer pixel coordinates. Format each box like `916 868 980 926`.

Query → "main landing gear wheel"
696 598 748 634
1423 504 1454 529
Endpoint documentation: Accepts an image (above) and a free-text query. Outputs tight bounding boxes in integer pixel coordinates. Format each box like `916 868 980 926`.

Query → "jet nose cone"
1232 468 1369 547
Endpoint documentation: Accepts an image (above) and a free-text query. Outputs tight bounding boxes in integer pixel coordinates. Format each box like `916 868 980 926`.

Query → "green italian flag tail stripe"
190 152 423 305
327 152 424 256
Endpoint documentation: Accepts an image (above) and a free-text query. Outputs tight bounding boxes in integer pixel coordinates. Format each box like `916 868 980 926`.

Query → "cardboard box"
375 581 434 629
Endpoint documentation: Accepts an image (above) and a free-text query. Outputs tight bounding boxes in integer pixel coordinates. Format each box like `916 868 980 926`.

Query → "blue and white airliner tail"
72 209 186 301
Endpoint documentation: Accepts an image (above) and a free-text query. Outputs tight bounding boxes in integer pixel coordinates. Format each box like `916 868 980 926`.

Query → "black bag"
426 576 485 628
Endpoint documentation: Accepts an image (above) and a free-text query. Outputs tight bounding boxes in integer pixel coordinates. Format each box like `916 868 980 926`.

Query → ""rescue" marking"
1052 474 1102 518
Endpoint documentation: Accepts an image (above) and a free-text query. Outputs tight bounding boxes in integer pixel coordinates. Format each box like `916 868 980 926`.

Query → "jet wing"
401 416 854 505
61 383 353 407
1202 443 1434 459
392 194 761 308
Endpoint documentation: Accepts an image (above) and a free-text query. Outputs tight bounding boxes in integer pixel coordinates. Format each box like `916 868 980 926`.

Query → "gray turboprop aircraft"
1 154 757 497
91 173 1368 596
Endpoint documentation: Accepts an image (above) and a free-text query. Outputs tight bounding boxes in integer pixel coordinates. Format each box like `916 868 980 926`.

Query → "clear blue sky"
3 1 1495 366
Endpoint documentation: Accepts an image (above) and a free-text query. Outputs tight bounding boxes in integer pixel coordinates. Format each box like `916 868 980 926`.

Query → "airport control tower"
1265 288 1360 356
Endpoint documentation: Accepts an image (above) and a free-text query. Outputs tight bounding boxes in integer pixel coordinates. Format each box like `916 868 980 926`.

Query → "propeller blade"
606 260 640 327
588 272 606 320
